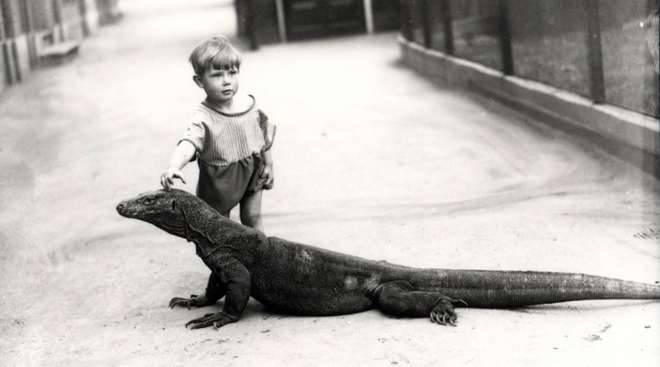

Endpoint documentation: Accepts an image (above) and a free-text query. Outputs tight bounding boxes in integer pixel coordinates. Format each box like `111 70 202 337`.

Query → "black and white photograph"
1 0 659 365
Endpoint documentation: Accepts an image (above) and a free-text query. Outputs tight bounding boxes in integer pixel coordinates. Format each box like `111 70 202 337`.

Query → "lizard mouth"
116 201 135 218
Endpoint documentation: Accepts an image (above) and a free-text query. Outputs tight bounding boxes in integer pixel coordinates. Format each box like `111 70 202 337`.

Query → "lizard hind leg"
375 280 462 326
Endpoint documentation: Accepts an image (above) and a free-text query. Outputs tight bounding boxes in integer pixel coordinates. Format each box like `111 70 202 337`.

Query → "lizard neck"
184 215 263 268
178 198 264 267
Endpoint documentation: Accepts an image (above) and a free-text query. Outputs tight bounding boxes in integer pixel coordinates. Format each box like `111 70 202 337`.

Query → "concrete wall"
2 0 22 37
236 0 400 45
0 3 6 91
1 42 10 91
400 36 660 177
31 0 57 31
1 39 21 84
1 0 31 82
30 0 95 39
1 0 122 94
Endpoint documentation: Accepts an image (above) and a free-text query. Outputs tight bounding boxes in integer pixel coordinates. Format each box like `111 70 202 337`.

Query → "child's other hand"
260 164 274 189
160 168 186 191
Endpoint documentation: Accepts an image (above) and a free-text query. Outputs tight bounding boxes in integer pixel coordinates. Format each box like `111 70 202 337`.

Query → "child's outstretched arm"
160 141 196 190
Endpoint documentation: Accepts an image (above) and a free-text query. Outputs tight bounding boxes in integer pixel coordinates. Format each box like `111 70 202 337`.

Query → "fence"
400 0 659 118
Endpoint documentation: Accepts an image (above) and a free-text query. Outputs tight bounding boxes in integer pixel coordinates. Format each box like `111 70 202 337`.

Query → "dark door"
372 0 400 31
284 0 366 40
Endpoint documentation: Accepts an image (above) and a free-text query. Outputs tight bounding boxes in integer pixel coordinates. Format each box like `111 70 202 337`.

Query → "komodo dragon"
116 189 660 330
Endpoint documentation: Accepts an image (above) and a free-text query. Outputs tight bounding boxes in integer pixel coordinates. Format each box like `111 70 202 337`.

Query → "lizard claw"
184 312 238 330
452 298 468 307
169 294 205 310
429 298 458 327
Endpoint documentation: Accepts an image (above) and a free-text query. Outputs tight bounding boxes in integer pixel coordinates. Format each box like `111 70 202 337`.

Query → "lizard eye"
143 198 154 205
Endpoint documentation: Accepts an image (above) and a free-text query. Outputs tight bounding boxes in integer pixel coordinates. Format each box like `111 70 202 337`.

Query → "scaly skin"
116 189 660 329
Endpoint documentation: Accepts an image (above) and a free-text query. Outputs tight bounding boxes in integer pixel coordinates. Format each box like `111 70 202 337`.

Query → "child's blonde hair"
189 36 241 76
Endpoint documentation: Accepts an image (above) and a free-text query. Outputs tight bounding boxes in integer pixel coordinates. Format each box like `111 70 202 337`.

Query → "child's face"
194 65 239 104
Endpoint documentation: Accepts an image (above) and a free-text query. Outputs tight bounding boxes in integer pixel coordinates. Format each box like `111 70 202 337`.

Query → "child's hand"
260 164 274 189
160 168 186 191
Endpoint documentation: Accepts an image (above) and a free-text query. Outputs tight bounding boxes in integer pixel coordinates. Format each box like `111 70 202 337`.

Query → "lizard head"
116 189 196 238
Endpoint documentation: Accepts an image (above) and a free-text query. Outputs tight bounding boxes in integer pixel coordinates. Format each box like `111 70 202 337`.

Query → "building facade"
1 0 121 92
235 0 401 47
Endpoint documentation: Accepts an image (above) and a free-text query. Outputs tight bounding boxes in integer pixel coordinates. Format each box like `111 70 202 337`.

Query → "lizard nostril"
116 203 125 212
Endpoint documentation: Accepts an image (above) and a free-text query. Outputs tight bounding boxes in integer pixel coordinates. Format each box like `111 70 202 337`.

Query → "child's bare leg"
239 190 263 231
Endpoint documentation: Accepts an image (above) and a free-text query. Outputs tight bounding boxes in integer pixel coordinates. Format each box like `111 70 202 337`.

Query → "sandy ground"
1 0 659 366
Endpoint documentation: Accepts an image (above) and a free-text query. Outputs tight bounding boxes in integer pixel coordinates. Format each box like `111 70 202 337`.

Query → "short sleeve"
178 119 206 153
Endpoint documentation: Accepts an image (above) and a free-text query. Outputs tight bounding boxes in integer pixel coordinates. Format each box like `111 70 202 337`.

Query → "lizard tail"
422 270 660 308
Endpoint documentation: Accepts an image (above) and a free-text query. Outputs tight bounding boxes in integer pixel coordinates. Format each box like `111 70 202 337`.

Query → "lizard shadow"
195 299 268 319
504 300 658 313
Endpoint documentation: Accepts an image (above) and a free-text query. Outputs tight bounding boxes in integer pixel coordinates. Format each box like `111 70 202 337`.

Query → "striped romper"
179 95 275 214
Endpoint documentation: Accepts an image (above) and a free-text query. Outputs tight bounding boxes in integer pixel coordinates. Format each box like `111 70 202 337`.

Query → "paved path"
1 0 659 366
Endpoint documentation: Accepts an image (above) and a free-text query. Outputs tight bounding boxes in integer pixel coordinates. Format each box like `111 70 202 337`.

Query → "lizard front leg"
169 272 227 309
375 280 466 326
184 256 251 330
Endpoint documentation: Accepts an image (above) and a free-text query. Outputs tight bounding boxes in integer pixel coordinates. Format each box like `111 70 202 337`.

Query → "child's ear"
192 75 203 88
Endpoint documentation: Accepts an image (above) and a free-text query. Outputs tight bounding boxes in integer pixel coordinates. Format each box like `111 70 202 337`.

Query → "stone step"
38 41 81 67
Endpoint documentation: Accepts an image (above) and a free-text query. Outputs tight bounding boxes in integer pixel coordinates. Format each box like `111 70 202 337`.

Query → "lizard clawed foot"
429 298 459 326
185 311 238 330
169 294 210 310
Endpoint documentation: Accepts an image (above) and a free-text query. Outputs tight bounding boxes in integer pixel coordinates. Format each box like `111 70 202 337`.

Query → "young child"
160 36 275 232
